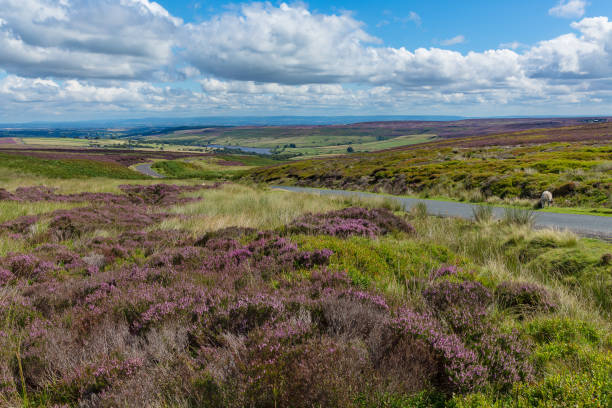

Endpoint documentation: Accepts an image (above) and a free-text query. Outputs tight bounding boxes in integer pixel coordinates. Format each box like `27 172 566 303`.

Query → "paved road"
272 186 612 240
134 163 165 178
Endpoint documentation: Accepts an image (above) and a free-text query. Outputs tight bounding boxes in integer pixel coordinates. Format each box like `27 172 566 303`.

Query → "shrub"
495 281 557 316
287 207 415 238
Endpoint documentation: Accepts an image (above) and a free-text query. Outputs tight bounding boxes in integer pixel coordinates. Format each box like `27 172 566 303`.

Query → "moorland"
250 123 612 213
0 118 610 407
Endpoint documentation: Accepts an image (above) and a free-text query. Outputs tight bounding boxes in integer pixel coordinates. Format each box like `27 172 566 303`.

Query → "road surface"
272 186 612 241
134 163 165 178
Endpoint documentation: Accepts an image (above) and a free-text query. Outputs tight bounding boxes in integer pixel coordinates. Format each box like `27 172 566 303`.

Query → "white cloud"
440 35 466 46
549 0 587 19
0 1 612 119
525 17 612 79
181 2 379 85
0 0 180 79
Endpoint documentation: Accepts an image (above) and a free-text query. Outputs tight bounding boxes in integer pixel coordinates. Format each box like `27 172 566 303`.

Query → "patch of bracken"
286 207 415 238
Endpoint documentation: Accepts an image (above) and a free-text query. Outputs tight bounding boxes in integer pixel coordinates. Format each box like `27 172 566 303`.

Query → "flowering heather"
0 215 38 235
429 264 460 280
421 280 534 390
495 281 558 315
391 308 487 392
1 253 56 279
423 280 493 332
287 207 415 237
0 268 14 285
0 183 541 406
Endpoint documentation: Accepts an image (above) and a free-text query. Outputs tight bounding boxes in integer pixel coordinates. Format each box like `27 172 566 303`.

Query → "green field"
151 154 281 179
0 152 145 179
18 137 214 153
145 128 436 158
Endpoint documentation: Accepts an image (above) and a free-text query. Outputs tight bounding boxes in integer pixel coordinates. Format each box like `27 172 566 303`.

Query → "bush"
286 207 415 238
495 281 557 316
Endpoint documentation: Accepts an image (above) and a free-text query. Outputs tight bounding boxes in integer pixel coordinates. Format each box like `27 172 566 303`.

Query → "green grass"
151 154 283 180
0 152 144 179
0 201 85 224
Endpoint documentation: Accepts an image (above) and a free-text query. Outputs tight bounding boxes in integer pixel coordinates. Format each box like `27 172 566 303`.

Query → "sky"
1 0 612 122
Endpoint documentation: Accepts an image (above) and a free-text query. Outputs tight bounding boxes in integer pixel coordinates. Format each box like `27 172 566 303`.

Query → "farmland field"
0 168 610 407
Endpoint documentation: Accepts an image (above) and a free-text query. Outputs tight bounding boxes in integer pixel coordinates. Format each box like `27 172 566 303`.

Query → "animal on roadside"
540 191 553 208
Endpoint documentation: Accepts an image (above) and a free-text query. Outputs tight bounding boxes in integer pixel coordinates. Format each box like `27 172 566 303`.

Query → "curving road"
272 186 612 241
134 163 165 178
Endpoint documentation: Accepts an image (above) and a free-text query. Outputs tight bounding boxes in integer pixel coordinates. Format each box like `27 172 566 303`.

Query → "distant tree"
347 146 354 153
289 143 296 148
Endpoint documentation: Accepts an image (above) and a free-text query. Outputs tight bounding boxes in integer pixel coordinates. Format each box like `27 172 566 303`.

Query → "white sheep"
540 191 553 208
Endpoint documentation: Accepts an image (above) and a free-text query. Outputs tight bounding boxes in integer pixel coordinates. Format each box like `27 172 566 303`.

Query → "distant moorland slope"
249 123 612 210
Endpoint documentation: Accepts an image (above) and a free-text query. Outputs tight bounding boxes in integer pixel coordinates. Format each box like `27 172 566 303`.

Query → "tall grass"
472 205 494 224
0 201 84 223
503 207 535 227
162 184 402 234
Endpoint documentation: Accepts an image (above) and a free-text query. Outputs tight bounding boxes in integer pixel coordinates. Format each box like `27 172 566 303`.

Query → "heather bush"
1 253 56 280
0 268 14 285
429 265 460 281
286 207 415 238
422 280 534 391
495 281 557 315
0 215 38 235
48 205 165 241
1 181 604 406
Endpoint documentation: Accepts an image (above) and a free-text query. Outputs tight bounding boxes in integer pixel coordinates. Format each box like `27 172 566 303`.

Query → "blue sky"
1 0 611 121
161 1 610 48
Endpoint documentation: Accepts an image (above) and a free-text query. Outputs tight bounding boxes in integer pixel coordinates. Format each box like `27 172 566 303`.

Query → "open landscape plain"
3 0 612 404
0 117 610 407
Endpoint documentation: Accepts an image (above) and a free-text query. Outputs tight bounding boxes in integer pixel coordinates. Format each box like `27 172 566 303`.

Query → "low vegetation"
151 155 280 180
0 175 610 407
249 128 612 211
0 152 144 179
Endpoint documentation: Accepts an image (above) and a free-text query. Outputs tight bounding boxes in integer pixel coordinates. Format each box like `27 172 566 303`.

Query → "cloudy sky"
1 0 612 122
